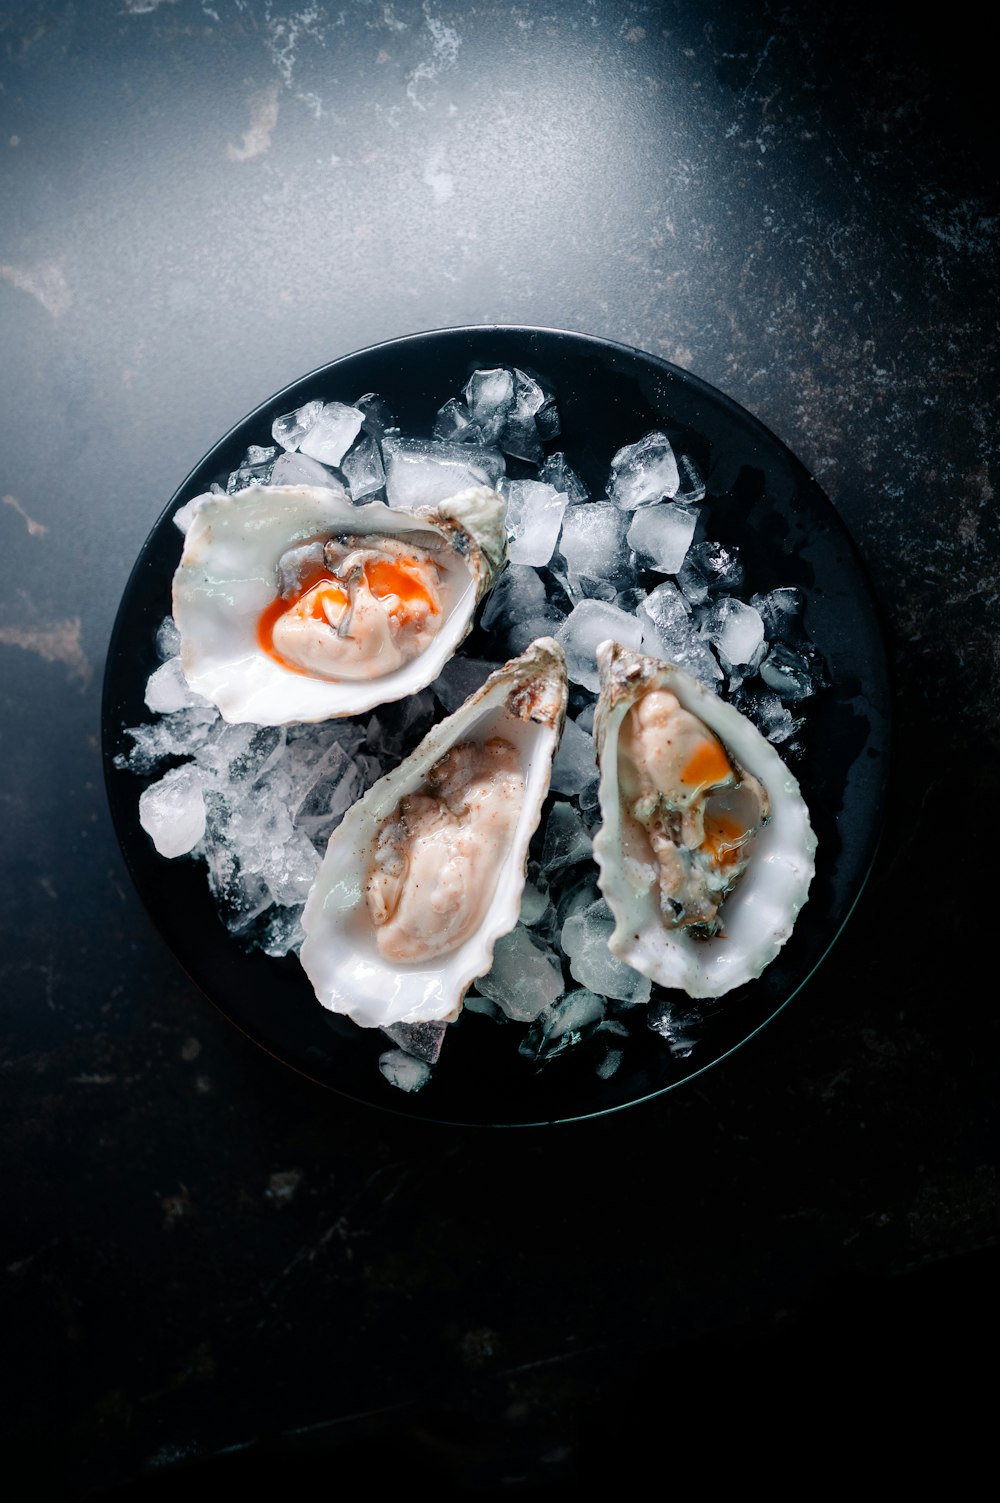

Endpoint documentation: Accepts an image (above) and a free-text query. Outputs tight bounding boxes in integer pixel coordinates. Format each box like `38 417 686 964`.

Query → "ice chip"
341 433 385 501
555 599 646 691
519 880 551 929
432 396 475 442
519 988 606 1061
626 502 698 575
226 447 276 493
750 587 804 643
549 716 598 798
480 564 547 633
381 437 505 507
155 616 181 661
561 898 652 1005
538 452 588 504
464 366 515 431
430 655 499 713
144 656 210 715
674 452 707 504
700 597 765 667
299 402 365 467
608 431 680 509
759 642 815 701
272 398 324 452
476 924 565 1022
539 801 594 879
378 1048 432 1093
637 583 723 687
594 1045 624 1079
679 540 744 602
139 764 209 859
503 480 569 567
270 451 340 489
353 391 395 440
558 504 632 585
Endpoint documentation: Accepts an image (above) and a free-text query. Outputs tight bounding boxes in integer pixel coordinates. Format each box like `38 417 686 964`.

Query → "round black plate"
102 326 891 1126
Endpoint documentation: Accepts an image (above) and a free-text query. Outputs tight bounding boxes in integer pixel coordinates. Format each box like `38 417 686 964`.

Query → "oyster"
299 637 568 1029
592 640 816 998
171 482 507 725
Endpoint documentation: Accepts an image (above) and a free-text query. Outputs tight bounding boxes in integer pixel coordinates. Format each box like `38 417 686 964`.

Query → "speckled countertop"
2 2 997 1496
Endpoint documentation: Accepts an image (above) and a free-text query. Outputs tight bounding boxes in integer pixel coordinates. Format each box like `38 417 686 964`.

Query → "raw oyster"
171 483 507 725
299 637 568 1029
592 640 816 998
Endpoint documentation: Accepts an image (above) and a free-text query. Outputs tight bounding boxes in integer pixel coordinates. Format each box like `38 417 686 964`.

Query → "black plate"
102 326 891 1125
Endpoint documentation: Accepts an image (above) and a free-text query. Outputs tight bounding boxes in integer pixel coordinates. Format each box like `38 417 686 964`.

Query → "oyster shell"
299 637 568 1030
592 640 816 998
171 482 507 726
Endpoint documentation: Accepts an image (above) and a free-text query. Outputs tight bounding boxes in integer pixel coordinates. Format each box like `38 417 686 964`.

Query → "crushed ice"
117 362 823 1091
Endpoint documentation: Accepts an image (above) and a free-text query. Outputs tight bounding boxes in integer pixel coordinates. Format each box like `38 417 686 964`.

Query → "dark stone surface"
1 1 996 1495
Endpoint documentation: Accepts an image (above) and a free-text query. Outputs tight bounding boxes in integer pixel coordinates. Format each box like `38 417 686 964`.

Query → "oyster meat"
299 637 568 1029
171 482 507 725
592 640 816 998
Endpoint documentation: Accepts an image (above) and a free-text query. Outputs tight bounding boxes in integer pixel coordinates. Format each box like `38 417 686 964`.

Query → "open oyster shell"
592 640 816 998
299 637 568 1030
171 483 507 726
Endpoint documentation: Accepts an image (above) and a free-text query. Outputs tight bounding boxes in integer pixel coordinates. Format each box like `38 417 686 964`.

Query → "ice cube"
144 657 209 715
607 431 680 509
740 689 803 744
353 391 395 440
637 583 723 687
503 480 569 567
750 587 804 643
139 764 209 859
759 642 815 701
341 433 385 500
674 452 707 504
430 655 498 713
539 800 593 880
555 599 646 691
299 402 365 467
155 616 181 661
519 880 551 929
476 924 565 1022
272 398 324 452
256 904 306 958
270 451 340 489
480 564 547 633
432 396 477 442
549 715 598 799
226 447 276 493
558 504 633 585
594 1046 624 1079
382 437 505 508
561 898 652 1005
464 366 515 442
700 597 765 667
678 540 744 602
626 502 698 575
519 988 606 1061
378 1048 432 1093
538 452 588 504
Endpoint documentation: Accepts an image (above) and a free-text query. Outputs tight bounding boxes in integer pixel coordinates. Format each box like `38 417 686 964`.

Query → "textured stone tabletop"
1 1 996 1495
